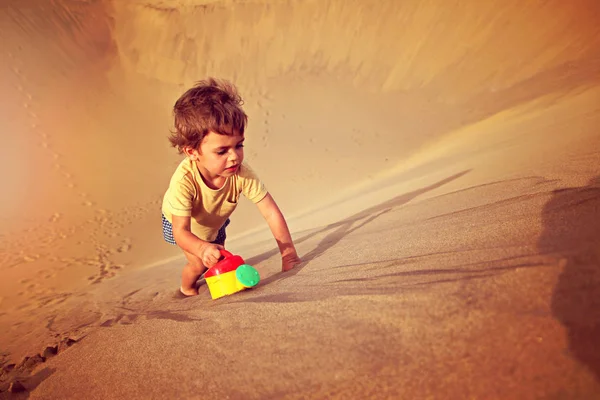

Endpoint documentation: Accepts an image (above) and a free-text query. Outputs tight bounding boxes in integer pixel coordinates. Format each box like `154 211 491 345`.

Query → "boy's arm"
255 193 302 272
171 215 223 267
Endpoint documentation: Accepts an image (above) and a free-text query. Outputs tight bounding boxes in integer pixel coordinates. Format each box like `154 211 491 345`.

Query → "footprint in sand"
22 254 39 262
40 268 57 279
37 293 72 307
100 318 116 327
88 264 123 284
116 243 131 253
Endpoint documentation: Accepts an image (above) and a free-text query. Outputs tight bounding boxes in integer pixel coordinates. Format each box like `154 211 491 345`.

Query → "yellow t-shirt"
162 158 268 242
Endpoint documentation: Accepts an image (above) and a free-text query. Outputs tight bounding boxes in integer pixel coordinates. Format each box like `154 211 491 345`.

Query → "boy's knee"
190 263 206 274
183 252 206 274
183 258 204 273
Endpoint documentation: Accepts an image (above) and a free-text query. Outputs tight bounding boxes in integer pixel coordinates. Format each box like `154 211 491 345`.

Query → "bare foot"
179 286 199 296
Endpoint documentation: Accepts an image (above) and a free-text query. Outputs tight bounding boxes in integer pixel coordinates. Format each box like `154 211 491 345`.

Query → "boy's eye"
216 144 243 155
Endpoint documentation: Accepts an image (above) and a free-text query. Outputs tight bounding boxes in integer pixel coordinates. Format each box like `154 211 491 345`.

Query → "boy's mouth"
225 165 238 172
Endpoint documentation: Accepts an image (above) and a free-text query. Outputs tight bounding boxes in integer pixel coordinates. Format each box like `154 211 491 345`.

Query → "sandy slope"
0 0 599 397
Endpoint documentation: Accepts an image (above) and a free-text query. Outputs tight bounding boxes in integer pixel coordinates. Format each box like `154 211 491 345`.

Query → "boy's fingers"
205 257 217 267
201 245 225 268
204 247 221 266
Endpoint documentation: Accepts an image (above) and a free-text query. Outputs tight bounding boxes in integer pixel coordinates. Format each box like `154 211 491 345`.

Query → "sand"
1 0 599 398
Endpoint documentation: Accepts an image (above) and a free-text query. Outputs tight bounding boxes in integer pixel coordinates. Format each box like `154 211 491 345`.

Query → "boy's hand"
197 242 224 268
282 252 302 272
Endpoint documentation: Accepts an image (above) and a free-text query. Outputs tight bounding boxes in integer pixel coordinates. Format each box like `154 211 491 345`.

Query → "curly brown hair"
168 78 248 153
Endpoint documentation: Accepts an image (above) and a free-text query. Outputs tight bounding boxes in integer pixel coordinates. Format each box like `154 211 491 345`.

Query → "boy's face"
185 131 245 181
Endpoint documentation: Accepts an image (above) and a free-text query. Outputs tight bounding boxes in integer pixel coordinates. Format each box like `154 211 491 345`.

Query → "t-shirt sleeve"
165 177 195 216
239 163 268 203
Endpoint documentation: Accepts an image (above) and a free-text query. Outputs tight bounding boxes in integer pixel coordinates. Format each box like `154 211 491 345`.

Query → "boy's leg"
176 218 229 296
180 250 207 296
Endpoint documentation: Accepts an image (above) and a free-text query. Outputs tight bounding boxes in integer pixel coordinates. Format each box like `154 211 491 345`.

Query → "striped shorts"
162 214 230 246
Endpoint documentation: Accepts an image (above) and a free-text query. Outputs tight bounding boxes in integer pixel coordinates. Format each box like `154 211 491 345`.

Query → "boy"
161 78 302 296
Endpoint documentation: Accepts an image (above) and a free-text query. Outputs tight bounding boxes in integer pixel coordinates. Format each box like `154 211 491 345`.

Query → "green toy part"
236 264 260 288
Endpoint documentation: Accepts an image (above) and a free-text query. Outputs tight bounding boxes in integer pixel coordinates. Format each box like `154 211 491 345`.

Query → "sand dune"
1 0 599 397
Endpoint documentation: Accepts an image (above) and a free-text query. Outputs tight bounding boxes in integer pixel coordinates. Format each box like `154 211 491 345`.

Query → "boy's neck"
194 161 227 190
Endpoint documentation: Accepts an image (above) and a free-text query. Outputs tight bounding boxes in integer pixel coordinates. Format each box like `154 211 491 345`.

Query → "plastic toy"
204 249 260 300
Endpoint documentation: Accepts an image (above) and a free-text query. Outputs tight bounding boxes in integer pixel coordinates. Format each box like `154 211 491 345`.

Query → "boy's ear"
183 146 200 160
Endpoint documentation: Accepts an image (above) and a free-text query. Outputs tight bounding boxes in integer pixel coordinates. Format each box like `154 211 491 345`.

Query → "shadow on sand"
0 367 56 399
540 176 600 383
250 169 471 287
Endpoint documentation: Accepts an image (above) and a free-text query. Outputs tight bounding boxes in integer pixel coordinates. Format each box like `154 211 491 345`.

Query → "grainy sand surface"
1 0 599 398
